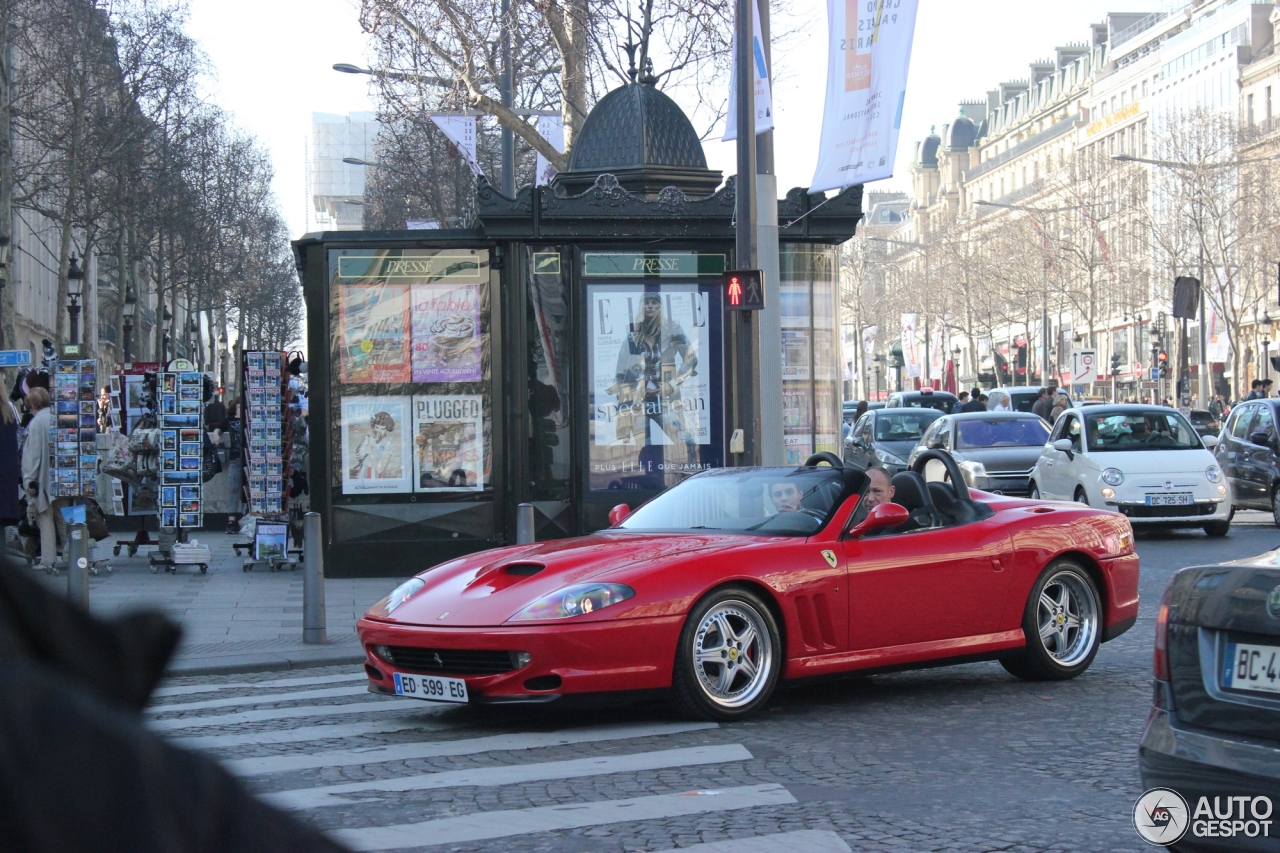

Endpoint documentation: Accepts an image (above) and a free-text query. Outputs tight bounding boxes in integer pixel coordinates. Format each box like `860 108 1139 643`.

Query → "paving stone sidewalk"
31 530 398 676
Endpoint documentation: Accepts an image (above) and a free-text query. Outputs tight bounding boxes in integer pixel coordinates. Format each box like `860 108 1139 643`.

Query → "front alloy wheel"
671 587 780 720
1001 560 1101 681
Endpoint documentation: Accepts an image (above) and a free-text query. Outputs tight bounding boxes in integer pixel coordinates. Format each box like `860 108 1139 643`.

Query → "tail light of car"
1153 588 1172 682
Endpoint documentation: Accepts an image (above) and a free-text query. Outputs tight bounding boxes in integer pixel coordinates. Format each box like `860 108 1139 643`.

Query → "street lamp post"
122 286 136 363
66 254 85 347
1263 309 1273 386
1149 322 1160 404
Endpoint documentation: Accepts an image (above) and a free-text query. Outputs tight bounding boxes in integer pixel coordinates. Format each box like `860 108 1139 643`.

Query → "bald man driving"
863 467 896 510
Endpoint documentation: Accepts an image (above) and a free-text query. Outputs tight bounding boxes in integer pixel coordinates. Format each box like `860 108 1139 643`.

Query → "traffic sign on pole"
0 350 31 367
1070 348 1097 385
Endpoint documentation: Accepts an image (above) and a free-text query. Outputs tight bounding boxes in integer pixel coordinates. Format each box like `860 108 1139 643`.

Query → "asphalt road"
150 515 1280 853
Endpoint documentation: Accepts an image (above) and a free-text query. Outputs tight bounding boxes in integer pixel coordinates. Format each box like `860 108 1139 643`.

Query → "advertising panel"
338 284 411 383
340 396 413 494
588 283 718 490
411 283 482 382
412 395 484 491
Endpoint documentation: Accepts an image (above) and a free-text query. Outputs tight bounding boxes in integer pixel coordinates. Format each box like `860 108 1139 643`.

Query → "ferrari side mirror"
846 502 910 538
608 504 631 526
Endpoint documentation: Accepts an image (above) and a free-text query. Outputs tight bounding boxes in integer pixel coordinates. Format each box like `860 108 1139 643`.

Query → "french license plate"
1145 493 1193 506
392 671 469 703
1223 642 1280 695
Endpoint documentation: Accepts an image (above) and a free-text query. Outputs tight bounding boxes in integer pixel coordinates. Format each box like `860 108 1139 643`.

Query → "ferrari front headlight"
509 583 636 621
1101 468 1125 486
368 577 426 617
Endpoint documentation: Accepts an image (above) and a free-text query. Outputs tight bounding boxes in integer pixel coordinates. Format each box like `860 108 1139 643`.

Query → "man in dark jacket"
1031 387 1054 422
961 387 986 413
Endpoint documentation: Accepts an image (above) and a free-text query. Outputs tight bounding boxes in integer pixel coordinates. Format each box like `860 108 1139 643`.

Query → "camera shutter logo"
1134 788 1190 845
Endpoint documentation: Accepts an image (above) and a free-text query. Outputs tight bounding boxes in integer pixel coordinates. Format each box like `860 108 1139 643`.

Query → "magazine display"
157 366 203 529
49 359 98 498
242 351 292 516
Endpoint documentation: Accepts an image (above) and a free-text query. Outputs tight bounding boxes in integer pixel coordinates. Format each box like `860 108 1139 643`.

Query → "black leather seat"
890 471 940 531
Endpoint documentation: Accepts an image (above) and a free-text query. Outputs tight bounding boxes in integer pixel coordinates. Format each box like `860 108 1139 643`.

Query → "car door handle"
990 557 1005 572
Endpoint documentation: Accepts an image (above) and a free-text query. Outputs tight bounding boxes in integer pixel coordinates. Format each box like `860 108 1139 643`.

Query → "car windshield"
874 411 940 442
1084 411 1203 452
617 467 863 536
900 396 954 413
955 418 1050 449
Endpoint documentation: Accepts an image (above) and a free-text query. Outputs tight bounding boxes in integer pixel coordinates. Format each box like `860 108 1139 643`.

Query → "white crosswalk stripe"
265 744 752 810
156 670 813 850
225 721 718 776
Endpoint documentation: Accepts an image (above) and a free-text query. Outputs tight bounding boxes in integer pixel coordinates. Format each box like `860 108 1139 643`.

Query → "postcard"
79 414 96 428
161 374 175 393
161 395 176 414
179 457 199 470
162 470 199 484
79 401 96 415
162 431 177 451
79 454 96 470
180 441 200 457
161 486 176 506
179 486 199 501
247 353 264 371
179 386 200 401
161 451 177 471
179 372 201 385
160 508 177 528
179 400 200 414
179 512 201 527
181 429 200 443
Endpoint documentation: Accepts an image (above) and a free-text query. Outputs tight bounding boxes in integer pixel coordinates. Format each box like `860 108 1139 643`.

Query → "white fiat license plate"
1223 642 1280 695
392 671 469 703
1145 493 1193 506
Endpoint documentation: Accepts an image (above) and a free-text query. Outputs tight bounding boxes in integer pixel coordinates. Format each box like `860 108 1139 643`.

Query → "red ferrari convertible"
357 451 1140 720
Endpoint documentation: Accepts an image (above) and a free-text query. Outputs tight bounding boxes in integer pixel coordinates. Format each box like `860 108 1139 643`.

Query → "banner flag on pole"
901 313 920 379
862 325 877 358
535 116 564 186
723 0 773 141
430 115 482 176
810 0 920 192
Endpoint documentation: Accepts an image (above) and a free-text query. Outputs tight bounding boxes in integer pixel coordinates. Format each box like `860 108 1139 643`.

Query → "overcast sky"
186 0 1169 239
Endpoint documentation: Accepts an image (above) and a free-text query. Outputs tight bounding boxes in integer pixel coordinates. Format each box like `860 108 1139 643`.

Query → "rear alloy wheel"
671 586 781 721
1000 560 1101 681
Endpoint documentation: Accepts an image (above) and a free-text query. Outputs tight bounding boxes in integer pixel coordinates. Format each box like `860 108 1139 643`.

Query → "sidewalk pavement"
31 531 399 677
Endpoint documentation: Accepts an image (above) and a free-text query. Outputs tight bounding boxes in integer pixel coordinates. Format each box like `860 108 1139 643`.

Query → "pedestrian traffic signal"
723 269 765 311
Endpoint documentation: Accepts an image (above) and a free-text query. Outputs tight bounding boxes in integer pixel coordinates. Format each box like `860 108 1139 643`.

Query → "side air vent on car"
504 563 544 576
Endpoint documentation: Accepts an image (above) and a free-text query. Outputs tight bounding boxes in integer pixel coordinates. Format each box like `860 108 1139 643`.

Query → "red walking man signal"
723 269 765 311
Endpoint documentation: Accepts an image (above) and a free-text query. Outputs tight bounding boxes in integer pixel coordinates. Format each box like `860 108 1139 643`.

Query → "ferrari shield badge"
821 550 838 568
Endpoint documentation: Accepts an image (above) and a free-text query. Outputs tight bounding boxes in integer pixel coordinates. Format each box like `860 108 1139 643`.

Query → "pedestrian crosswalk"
148 666 853 853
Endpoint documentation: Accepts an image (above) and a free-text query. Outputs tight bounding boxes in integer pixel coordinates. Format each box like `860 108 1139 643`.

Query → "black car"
1139 555 1280 851
843 407 943 475
905 411 1050 496
884 389 959 414
1188 408 1223 439
1215 400 1280 525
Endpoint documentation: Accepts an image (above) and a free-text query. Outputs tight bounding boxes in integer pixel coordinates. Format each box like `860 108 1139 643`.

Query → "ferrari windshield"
956 417 1050 449
617 467 864 536
1084 410 1202 452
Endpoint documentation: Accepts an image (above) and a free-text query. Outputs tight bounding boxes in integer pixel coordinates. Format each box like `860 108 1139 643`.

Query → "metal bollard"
516 502 535 544
302 511 327 644
66 522 89 608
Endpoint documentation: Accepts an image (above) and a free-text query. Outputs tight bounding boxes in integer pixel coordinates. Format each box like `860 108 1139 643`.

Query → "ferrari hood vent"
503 563 544 576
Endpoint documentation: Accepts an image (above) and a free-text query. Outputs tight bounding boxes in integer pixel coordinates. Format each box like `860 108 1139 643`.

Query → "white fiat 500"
1030 405 1231 536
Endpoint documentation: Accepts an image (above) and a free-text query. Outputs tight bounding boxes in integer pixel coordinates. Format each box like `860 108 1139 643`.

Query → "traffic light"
722 269 765 311
1157 350 1169 378
1110 353 1121 375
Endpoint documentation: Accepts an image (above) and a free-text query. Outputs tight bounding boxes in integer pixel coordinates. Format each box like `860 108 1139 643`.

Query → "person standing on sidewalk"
20 388 56 570
0 397 20 528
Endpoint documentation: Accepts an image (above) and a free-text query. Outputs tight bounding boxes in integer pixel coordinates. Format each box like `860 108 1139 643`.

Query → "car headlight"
1205 465 1223 484
509 583 636 621
1101 468 1125 486
958 460 986 481
874 448 906 466
368 577 426 618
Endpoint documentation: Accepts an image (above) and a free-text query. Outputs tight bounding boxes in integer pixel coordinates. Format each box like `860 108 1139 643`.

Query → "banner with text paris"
810 0 919 193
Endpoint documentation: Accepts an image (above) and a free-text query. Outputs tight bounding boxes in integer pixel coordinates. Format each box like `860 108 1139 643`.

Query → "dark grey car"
843 408 943 475
1139 555 1280 851
906 412 1050 496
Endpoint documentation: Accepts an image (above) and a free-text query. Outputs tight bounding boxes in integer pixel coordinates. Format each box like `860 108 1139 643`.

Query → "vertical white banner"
810 0 920 192
929 323 945 375
723 0 774 141
900 313 920 378
861 324 877 358
536 116 564 186
430 115 482 176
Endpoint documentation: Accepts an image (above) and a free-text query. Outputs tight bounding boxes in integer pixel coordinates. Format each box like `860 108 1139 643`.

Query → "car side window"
856 416 871 444
1063 415 1082 451
1231 406 1257 441
934 421 951 448
1256 407 1277 441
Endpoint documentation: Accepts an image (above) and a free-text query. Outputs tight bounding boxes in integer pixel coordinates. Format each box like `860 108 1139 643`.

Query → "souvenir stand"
136 360 210 573
50 357 110 573
238 350 296 571
108 362 162 558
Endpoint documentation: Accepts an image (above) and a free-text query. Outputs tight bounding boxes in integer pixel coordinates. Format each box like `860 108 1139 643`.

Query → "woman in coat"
19 388 55 569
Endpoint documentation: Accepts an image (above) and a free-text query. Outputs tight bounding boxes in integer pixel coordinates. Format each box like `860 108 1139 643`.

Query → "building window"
1142 79 1149 97
1248 93 1255 125
1268 86 1273 122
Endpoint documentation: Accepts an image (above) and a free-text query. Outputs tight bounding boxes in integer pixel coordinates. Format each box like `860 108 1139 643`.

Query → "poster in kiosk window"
412 395 484 491
341 396 413 494
588 284 717 490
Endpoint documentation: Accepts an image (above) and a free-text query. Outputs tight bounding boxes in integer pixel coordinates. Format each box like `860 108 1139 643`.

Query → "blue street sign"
1150 368 1160 381
0 350 31 367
